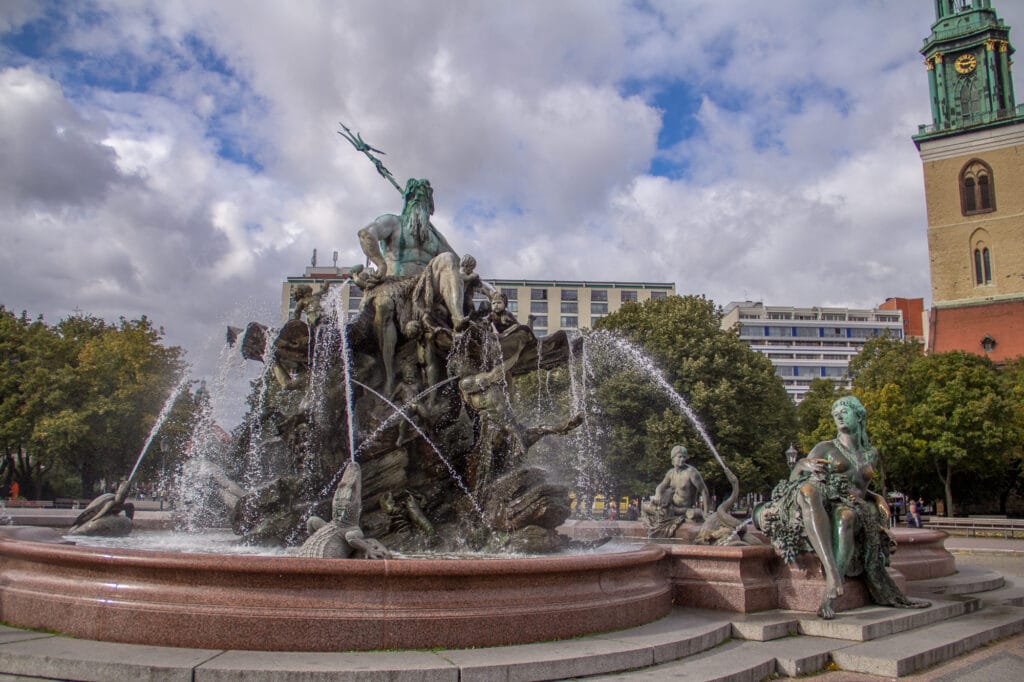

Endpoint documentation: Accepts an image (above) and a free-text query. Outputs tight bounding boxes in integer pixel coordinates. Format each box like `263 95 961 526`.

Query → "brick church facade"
913 0 1024 363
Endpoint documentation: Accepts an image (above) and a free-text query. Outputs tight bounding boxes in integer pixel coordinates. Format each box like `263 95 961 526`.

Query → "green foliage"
0 305 197 498
795 378 847 453
591 295 796 499
839 336 1023 515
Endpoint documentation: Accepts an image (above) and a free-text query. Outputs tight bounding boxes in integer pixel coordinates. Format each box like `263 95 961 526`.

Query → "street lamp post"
785 443 798 469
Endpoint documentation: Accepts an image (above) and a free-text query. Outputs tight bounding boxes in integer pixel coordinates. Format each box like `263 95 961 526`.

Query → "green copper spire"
915 0 1023 141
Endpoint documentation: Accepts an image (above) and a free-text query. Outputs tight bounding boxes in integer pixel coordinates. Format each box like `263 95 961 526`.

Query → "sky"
3 0 1024 415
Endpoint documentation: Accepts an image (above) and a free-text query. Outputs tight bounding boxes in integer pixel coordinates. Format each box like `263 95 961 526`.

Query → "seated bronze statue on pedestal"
754 396 929 619
642 444 709 538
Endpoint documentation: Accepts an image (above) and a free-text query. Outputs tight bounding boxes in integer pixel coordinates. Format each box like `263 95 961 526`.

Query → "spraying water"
123 373 191 487
351 376 458 460
352 379 487 521
319 281 358 461
173 342 249 531
587 331 734 477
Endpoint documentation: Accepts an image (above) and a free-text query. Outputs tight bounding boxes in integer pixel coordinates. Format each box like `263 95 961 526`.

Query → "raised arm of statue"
358 219 394 281
476 278 501 306
652 472 672 506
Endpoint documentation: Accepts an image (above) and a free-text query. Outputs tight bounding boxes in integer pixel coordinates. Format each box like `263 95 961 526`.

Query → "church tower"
913 0 1024 362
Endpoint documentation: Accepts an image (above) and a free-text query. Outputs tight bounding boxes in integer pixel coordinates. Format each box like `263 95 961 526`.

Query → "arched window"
972 230 994 286
959 160 995 215
958 78 981 120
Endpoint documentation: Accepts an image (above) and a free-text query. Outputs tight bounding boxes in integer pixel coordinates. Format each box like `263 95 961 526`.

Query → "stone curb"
950 548 1024 557
0 611 731 682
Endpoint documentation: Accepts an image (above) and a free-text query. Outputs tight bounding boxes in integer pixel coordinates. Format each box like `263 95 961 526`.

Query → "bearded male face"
402 178 435 242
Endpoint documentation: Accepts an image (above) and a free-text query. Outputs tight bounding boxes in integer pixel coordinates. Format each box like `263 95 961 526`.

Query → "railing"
923 17 1005 45
53 498 93 509
3 499 54 508
923 515 1024 539
918 104 1024 135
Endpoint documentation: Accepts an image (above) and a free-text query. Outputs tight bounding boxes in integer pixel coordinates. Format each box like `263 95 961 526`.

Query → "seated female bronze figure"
754 396 929 619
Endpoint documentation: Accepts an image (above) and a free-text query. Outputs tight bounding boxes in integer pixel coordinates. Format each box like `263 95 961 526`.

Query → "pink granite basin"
890 527 957 580
0 537 669 651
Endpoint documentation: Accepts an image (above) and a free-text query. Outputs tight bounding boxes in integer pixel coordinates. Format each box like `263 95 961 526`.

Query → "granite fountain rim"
0 533 667 575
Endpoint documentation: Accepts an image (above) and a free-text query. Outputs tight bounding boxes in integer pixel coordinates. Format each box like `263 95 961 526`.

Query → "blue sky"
3 0 1024 417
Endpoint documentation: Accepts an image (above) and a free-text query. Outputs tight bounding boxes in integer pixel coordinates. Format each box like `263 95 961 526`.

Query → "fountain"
0 128 959 653
0 128 674 650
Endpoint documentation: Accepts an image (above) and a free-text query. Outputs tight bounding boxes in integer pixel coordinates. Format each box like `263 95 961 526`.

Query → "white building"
721 302 904 402
485 279 676 336
280 258 675 334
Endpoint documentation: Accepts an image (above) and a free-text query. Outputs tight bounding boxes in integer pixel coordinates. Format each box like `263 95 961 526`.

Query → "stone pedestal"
666 544 779 612
771 552 908 612
889 528 956 580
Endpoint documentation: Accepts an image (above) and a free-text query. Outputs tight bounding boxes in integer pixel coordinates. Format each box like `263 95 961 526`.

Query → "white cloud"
3 1 1024 426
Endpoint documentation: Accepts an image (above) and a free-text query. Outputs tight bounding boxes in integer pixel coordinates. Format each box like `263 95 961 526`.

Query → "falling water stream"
123 373 191 489
352 379 487 521
350 376 458 460
587 331 735 478
318 281 358 461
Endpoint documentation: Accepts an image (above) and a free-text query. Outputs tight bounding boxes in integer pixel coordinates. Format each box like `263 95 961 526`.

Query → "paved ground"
813 539 1024 681
944 536 1024 555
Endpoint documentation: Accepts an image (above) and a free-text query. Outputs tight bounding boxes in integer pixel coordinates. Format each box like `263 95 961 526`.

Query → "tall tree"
0 308 62 497
911 352 1018 516
845 337 1017 516
31 314 188 496
592 295 796 500
844 337 928 500
847 337 925 393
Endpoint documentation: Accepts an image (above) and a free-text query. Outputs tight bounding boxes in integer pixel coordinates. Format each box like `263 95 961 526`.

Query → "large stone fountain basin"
0 537 670 652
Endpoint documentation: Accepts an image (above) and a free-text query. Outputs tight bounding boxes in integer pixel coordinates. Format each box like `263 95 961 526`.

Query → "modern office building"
913 0 1024 363
721 302 905 402
280 250 361 322
281 256 675 334
484 280 676 336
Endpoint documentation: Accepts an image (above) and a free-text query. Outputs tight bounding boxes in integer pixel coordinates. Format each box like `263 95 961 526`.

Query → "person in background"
907 501 922 528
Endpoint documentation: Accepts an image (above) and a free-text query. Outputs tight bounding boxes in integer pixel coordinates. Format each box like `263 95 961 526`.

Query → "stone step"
973 577 1024 607
0 611 732 682
0 599 1017 681
794 597 976 642
907 565 1004 597
0 629 220 682
444 612 732 682
712 597 973 643
583 636 841 681
830 603 1024 677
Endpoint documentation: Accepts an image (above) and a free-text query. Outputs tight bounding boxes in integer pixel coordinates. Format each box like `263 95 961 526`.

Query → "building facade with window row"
721 302 905 402
281 266 675 333
485 279 676 336
281 263 361 323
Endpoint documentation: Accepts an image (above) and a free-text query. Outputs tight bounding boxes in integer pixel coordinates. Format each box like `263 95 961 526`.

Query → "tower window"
959 160 995 215
973 245 993 285
958 77 981 120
